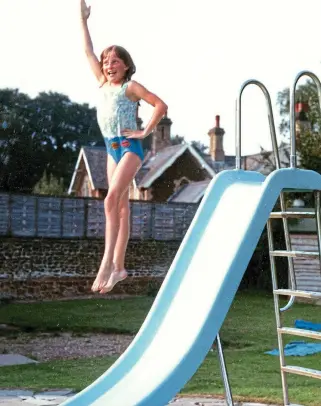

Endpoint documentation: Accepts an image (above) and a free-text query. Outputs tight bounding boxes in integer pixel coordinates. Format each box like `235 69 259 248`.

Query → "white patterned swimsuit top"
96 82 138 140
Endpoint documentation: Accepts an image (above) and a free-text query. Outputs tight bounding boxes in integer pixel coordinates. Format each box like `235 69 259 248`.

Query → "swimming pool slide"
62 168 321 406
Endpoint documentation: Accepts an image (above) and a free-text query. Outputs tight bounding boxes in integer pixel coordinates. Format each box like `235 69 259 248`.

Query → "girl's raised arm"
80 0 106 86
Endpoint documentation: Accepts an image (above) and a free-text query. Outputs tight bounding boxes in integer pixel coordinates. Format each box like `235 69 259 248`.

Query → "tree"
277 80 321 173
29 91 102 186
191 140 208 154
33 171 65 196
295 128 321 173
0 88 102 193
0 89 48 192
170 134 185 145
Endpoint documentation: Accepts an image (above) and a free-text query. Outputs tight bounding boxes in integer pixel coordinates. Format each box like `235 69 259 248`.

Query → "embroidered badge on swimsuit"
121 140 130 148
111 142 120 150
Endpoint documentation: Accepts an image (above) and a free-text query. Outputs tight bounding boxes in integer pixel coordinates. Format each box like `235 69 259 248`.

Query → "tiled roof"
168 180 211 203
244 143 292 174
167 144 293 203
83 146 108 189
137 144 185 187
69 142 294 195
134 167 150 185
69 145 190 193
203 154 236 172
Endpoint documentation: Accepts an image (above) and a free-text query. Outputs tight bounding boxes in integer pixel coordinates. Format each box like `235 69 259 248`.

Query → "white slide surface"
62 168 321 406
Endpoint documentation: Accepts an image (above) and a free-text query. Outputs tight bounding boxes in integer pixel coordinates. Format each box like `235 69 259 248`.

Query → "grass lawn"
1 291 321 405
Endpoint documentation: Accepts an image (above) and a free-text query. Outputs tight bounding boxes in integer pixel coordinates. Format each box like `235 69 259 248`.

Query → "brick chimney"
152 111 172 155
208 115 225 162
136 105 143 130
136 115 143 130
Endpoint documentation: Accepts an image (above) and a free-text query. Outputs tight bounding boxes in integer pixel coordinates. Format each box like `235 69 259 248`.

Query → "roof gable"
68 147 107 194
137 143 215 188
83 147 108 190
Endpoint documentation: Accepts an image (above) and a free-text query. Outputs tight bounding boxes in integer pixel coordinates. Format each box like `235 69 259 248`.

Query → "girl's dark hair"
100 45 136 83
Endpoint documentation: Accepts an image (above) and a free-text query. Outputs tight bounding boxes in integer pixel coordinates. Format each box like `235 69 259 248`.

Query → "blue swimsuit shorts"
104 136 144 164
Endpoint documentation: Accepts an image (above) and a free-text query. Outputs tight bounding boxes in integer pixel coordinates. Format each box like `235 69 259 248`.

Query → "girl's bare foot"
91 260 114 292
100 268 128 294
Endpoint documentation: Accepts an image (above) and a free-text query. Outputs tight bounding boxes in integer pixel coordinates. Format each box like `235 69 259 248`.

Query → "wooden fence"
0 193 198 240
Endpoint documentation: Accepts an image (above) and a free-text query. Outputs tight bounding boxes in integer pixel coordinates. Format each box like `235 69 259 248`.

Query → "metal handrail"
235 79 297 311
235 79 280 170
282 71 321 311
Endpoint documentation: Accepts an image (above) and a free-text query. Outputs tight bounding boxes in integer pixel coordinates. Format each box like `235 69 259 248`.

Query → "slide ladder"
267 71 321 406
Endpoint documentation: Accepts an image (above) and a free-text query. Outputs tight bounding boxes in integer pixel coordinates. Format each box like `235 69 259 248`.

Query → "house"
68 102 306 202
131 142 215 201
169 101 309 203
68 112 217 201
68 146 108 198
168 144 292 203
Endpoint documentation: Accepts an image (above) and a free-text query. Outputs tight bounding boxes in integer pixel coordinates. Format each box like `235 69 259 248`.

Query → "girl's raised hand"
80 0 91 20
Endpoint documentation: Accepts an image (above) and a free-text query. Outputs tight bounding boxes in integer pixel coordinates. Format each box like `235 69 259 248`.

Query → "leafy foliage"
191 140 208 154
277 80 321 136
0 88 102 193
33 171 65 196
170 134 185 145
277 80 321 173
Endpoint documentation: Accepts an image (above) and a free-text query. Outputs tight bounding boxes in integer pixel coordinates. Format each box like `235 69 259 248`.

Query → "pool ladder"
267 70 321 406
218 70 321 406
217 197 321 406
268 190 321 406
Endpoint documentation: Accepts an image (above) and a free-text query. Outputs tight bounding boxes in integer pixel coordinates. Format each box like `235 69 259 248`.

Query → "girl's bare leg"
91 156 117 291
113 190 130 273
100 191 130 293
91 152 141 292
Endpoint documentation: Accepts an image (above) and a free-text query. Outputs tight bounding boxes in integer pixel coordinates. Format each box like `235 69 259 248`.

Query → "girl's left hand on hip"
121 129 146 139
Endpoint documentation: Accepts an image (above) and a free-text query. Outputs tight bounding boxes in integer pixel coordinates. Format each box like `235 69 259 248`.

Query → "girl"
80 0 168 294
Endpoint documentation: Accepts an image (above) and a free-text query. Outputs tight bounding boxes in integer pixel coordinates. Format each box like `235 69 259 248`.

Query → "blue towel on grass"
265 341 321 356
295 319 321 331
266 320 321 356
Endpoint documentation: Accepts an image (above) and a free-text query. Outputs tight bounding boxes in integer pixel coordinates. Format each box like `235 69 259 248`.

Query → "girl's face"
102 50 128 85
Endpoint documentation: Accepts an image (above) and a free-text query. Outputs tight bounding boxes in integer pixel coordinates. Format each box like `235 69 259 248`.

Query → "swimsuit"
96 81 144 163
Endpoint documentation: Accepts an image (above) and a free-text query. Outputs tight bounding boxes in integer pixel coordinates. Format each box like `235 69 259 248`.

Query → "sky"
1 0 321 156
